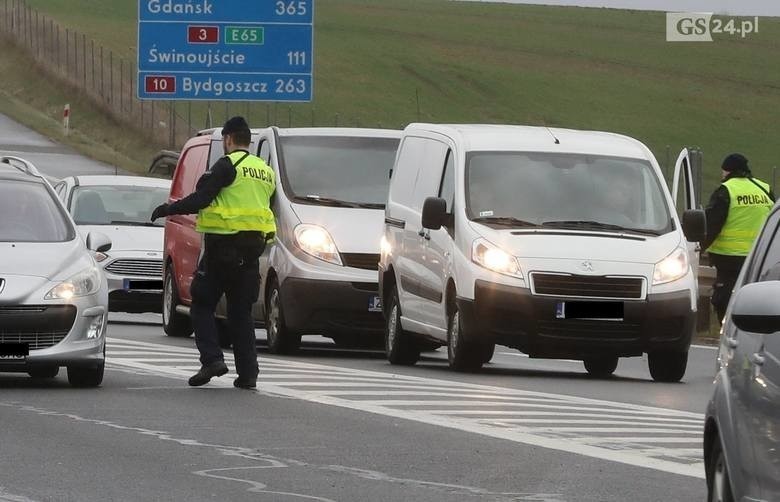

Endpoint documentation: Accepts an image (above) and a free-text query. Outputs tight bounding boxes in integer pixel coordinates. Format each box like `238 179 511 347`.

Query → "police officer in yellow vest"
151 116 275 389
703 153 775 321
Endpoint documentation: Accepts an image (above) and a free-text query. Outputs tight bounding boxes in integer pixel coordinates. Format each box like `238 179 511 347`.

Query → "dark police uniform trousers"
190 231 265 380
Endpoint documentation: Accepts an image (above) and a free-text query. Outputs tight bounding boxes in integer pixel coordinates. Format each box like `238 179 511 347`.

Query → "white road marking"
106 337 706 479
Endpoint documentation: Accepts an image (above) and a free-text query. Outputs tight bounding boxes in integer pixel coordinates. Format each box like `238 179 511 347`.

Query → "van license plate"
0 343 29 360
369 296 382 312
555 301 623 320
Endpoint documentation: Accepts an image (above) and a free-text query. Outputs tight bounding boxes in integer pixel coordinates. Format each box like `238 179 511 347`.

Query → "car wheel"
216 319 232 349
163 267 193 338
447 306 485 372
67 363 104 388
583 356 619 377
707 438 735 502
385 288 420 365
648 350 688 382
28 366 59 379
265 278 301 354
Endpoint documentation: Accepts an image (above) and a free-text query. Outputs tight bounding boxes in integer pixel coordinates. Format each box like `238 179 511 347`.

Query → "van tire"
265 278 301 354
163 267 193 338
583 356 619 377
385 288 420 365
67 363 104 388
447 307 486 372
648 350 688 382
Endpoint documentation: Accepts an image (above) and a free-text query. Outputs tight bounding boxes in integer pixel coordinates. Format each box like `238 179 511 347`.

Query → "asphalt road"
0 114 714 501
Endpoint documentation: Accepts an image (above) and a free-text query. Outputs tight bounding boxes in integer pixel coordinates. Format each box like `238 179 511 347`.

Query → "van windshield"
466 152 673 235
279 136 400 209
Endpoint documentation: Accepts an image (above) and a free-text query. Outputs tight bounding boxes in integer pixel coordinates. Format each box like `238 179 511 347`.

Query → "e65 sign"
666 13 759 42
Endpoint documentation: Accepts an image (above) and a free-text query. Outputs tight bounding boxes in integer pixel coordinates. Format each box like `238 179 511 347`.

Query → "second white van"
379 124 705 382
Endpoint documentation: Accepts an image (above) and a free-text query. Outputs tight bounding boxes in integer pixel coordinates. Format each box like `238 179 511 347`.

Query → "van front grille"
342 253 380 271
531 273 644 299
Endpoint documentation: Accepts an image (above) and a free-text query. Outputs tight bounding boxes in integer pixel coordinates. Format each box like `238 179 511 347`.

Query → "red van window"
172 144 208 199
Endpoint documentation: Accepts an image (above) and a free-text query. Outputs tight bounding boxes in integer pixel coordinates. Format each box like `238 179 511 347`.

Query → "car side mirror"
422 197 448 230
86 232 112 253
730 281 780 334
682 209 706 243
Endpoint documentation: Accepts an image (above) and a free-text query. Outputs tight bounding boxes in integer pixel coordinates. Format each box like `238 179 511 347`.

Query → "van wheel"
28 366 59 379
447 307 486 372
385 288 420 365
163 267 193 338
648 350 688 382
265 278 301 354
67 363 104 388
707 437 734 502
583 356 619 377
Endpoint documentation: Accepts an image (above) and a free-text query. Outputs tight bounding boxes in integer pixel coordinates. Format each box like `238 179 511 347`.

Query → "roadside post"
136 1 314 103
63 103 70 135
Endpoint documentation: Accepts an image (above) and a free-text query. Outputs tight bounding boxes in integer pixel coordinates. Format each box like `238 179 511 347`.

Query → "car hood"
78 225 163 252
0 239 91 281
290 204 384 254
479 226 683 265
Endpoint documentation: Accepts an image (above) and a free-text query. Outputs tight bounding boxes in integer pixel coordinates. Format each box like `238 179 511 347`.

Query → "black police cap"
721 153 749 173
221 116 250 136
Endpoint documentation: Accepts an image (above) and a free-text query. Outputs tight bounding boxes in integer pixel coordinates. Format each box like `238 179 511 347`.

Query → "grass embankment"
21 0 780 193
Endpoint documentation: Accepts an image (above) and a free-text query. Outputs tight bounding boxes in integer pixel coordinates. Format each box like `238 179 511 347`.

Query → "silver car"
54 175 170 313
705 201 780 502
0 156 110 387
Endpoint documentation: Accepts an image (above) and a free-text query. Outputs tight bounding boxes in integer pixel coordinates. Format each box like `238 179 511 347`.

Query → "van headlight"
45 266 102 300
653 247 689 285
472 238 522 279
294 224 342 266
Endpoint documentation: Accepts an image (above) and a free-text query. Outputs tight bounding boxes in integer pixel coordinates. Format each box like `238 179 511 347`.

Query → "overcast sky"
458 0 779 16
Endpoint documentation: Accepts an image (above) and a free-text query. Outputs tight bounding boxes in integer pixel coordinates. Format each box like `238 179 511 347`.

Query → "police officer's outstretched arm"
150 159 236 221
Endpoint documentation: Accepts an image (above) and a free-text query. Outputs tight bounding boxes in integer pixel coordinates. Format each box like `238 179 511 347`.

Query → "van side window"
172 145 208 199
439 150 455 212
389 136 427 208
410 139 449 211
258 140 271 164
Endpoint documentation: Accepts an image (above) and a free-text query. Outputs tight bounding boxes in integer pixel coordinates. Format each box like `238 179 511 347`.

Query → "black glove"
151 203 170 222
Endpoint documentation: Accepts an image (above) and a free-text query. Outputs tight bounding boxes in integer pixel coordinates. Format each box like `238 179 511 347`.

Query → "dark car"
704 201 780 502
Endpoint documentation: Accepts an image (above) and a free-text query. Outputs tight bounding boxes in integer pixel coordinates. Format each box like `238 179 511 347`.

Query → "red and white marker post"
63 104 70 136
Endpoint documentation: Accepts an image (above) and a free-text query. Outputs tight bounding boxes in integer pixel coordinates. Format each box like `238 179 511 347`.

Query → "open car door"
671 148 701 280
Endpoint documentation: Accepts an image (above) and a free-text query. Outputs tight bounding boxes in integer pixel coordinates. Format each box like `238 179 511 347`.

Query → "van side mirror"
682 209 706 243
86 232 112 253
422 197 447 230
730 281 780 334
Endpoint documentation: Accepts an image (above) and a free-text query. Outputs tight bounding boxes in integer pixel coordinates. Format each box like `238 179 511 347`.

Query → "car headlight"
653 247 689 285
294 224 342 266
472 238 522 278
93 252 109 263
45 266 102 300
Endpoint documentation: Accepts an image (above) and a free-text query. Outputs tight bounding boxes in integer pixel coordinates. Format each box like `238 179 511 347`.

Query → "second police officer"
152 116 275 389
703 153 775 322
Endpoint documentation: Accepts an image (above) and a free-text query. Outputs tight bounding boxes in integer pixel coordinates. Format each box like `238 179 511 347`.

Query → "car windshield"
0 180 74 242
71 185 169 227
466 152 673 235
279 136 400 208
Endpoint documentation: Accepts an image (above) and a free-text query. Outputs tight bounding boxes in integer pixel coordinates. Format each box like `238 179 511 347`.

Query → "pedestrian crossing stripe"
106 337 705 479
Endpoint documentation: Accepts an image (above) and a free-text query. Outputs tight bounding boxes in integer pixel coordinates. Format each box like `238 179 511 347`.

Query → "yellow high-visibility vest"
707 177 773 256
196 151 276 235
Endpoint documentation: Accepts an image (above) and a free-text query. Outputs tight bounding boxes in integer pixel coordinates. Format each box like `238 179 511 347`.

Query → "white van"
379 124 705 382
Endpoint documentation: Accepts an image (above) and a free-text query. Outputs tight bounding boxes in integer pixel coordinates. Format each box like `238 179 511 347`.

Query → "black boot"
188 361 229 387
233 376 257 390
